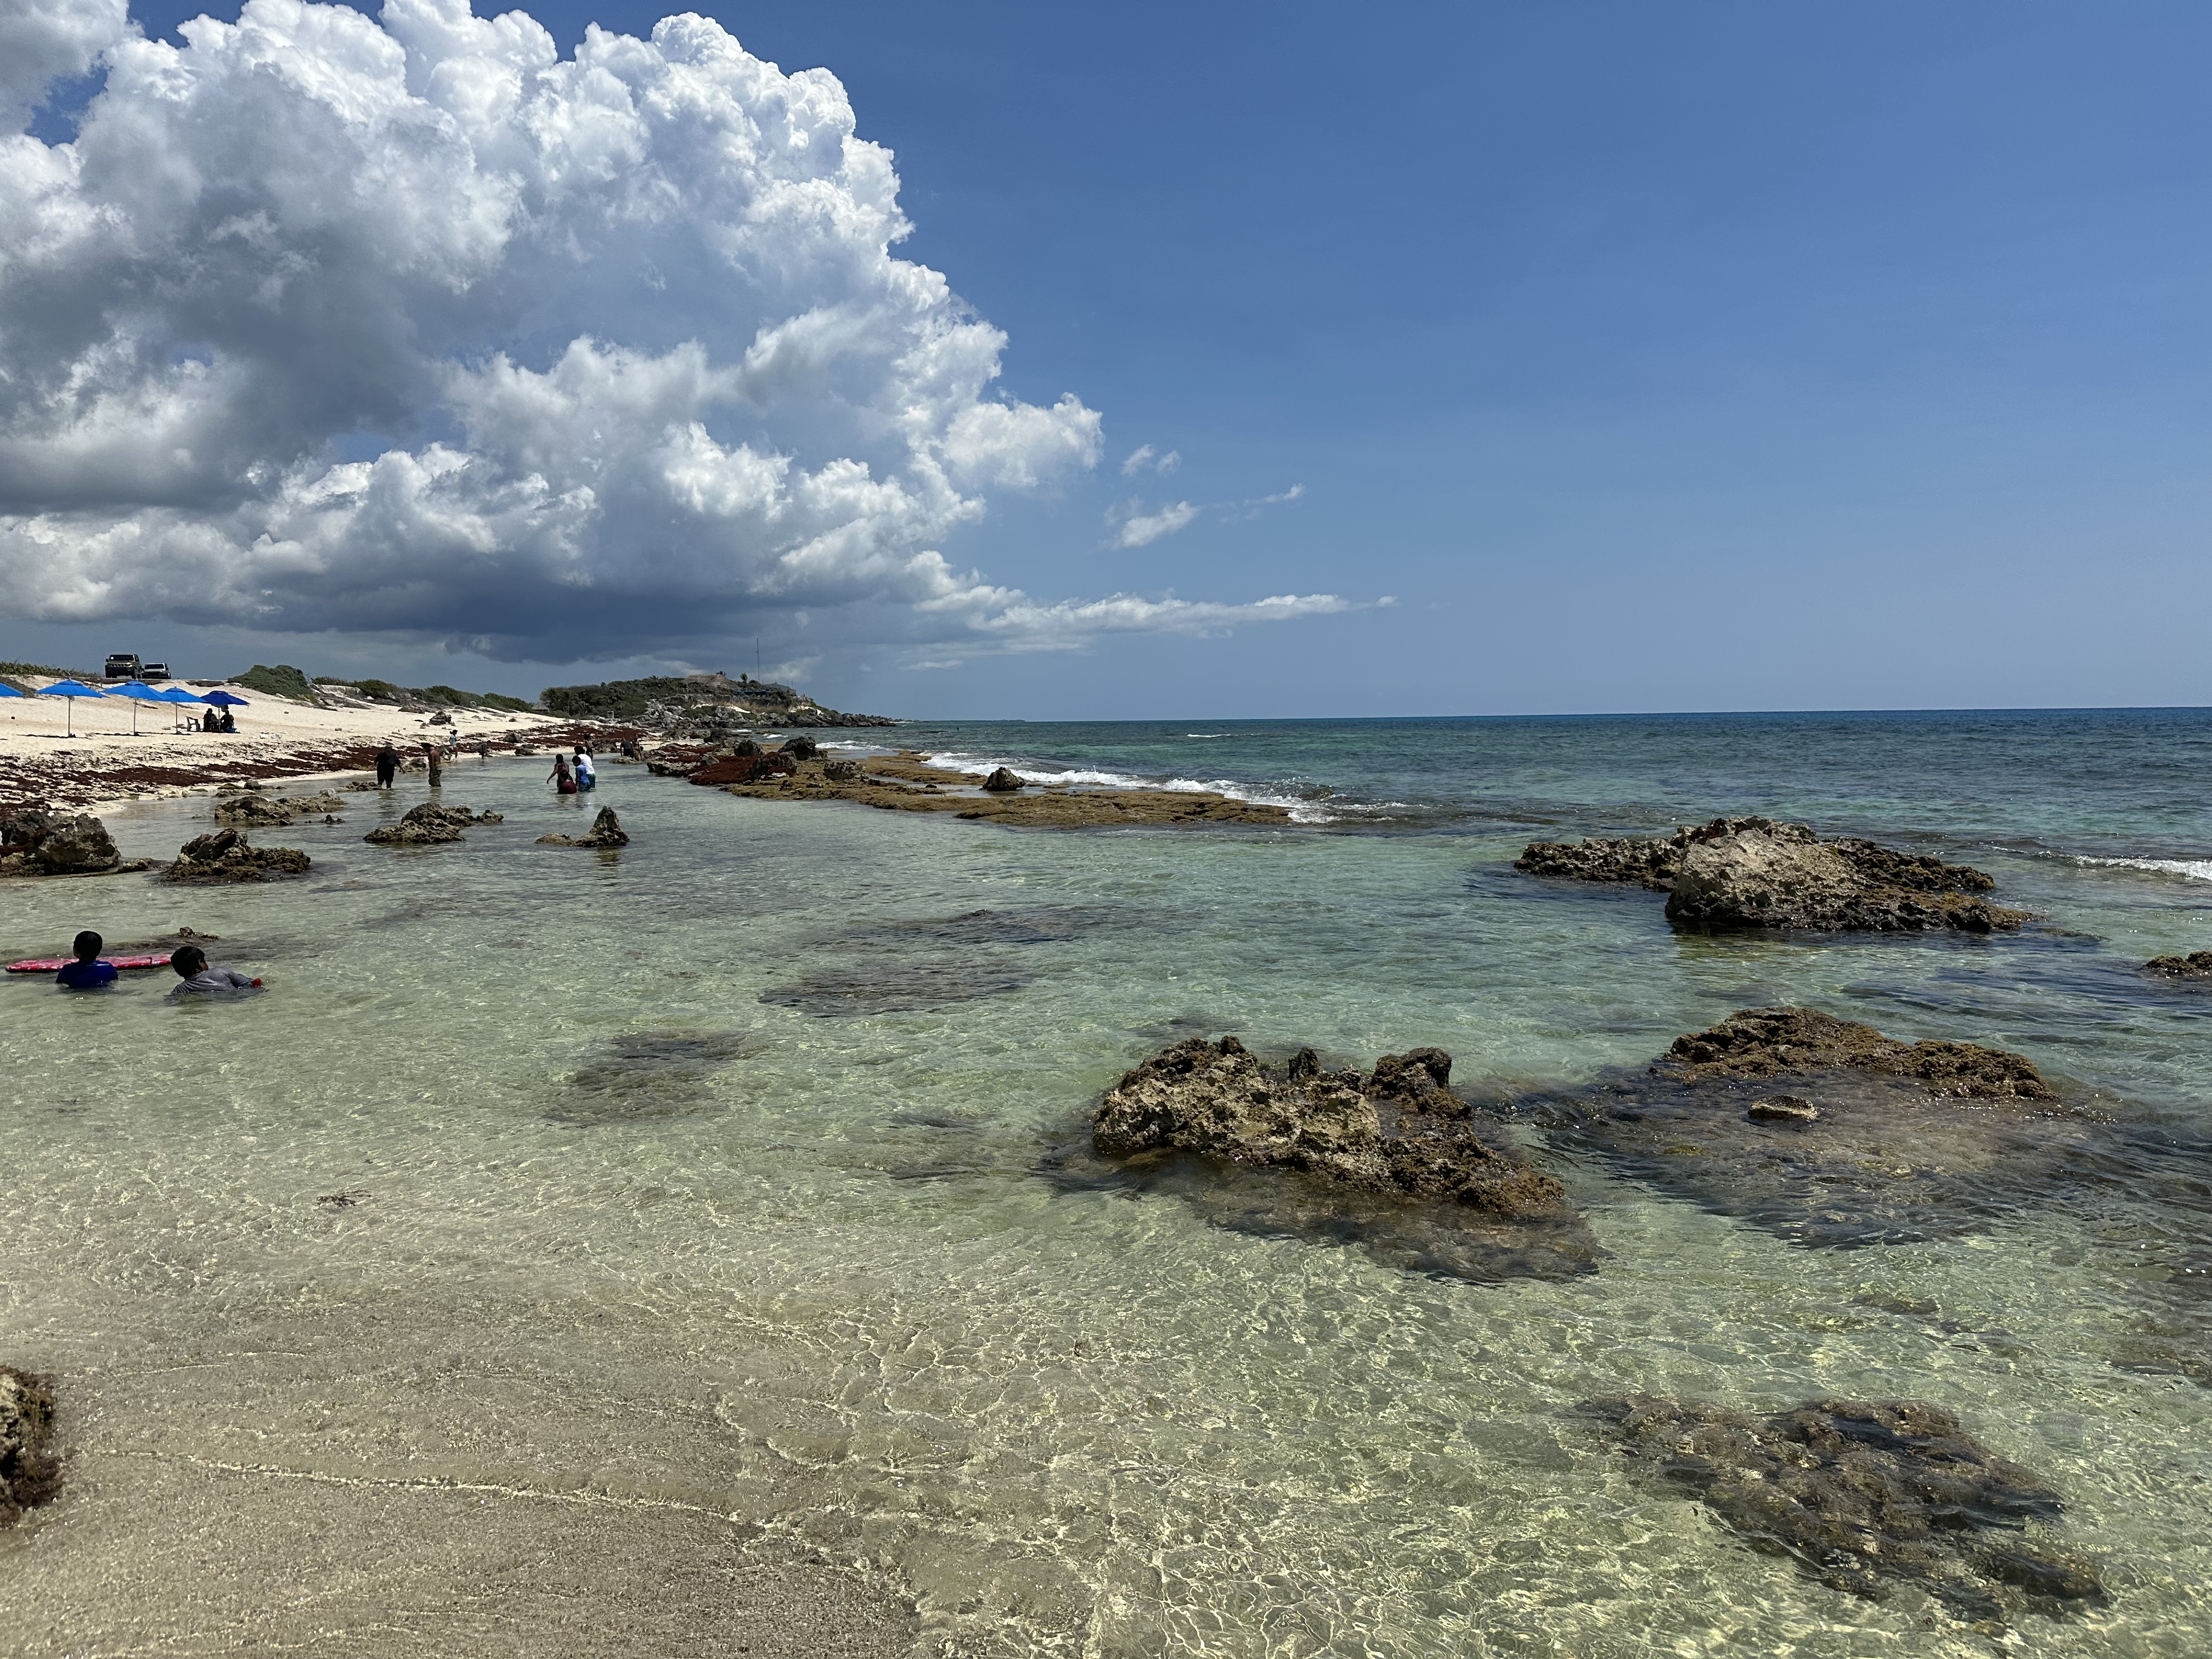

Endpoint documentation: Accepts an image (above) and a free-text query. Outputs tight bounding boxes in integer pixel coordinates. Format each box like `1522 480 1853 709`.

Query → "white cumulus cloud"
1112 500 1200 548
0 0 1345 661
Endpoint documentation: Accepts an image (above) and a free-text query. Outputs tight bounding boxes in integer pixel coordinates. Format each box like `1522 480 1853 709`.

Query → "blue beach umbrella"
158 685 208 729
0 680 26 698
200 690 249 706
39 679 108 737
111 679 167 735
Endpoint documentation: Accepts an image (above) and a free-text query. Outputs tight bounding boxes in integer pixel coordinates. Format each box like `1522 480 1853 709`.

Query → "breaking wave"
922 753 1340 823
2071 855 2212 883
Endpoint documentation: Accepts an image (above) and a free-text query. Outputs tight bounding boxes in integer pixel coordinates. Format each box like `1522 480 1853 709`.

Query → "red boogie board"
5 953 172 973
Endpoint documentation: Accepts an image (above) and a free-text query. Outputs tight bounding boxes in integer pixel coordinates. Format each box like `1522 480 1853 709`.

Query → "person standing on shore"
375 743 399 788
549 753 577 794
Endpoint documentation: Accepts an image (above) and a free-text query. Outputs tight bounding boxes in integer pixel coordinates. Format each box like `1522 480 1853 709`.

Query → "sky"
1 0 2205 718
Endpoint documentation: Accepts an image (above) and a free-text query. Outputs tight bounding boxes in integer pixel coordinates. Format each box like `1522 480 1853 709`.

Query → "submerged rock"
1583 1393 2103 1620
363 802 499 846
215 793 296 827
1516 1007 2092 1247
2145 951 2212 978
1517 817 2022 934
982 766 1025 793
1083 1036 1600 1281
161 828 311 884
275 791 347 814
536 807 630 848
1660 1007 2053 1101
1 1365 61 1527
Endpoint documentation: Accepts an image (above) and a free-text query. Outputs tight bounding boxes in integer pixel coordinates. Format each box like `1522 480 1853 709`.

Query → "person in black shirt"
55 931 117 991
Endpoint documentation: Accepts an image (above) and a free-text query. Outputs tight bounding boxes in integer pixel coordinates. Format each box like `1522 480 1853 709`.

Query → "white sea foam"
2072 855 2212 883
924 753 1340 823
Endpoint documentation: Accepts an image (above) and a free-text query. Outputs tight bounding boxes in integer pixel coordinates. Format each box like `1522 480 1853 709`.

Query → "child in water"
167 943 262 997
55 931 117 990
573 747 596 791
549 753 577 794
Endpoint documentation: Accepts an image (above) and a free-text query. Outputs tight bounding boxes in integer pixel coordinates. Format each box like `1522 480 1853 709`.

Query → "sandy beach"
0 676 575 815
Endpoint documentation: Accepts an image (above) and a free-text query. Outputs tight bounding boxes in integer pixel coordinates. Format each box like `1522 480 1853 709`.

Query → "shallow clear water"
3 714 2210 1655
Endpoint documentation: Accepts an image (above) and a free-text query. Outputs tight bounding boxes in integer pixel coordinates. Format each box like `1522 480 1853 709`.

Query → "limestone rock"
216 793 296 827
1666 820 2024 933
363 803 498 847
1661 1006 2052 1101
1517 816 2020 934
981 766 1025 793
822 758 862 781
537 808 630 848
778 735 821 761
1584 1394 2103 1619
276 792 347 814
1747 1096 1820 1124
1 1365 62 1527
1095 1036 1570 1218
31 815 119 876
160 829 311 884
2145 951 2212 978
689 752 795 786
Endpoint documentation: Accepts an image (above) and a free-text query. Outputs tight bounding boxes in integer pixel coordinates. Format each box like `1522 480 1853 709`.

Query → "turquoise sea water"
3 711 2209 1655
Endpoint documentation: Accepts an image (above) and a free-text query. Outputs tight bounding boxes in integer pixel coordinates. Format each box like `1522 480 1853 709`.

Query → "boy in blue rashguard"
55 931 118 990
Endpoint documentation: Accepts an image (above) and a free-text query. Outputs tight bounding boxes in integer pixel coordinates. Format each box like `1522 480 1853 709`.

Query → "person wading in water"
375 743 400 788
549 753 577 794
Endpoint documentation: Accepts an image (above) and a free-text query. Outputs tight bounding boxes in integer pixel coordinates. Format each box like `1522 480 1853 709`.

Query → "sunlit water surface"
4 713 2210 1656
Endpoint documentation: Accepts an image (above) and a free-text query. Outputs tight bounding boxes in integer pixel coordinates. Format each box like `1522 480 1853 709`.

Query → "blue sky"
4 1 2206 716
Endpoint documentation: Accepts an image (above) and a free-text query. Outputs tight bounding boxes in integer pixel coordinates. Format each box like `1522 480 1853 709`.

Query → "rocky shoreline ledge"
644 741 1290 827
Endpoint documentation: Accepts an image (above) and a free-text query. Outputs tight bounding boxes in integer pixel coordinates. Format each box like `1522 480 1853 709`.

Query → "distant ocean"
4 707 2208 1655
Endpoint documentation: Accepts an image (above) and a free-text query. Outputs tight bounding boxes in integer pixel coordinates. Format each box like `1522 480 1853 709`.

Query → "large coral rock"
1585 1394 2103 1618
1666 820 2024 933
31 814 122 876
1660 1006 2054 1101
1084 1037 1599 1282
160 828 311 884
1 1365 62 1527
536 807 630 848
2145 951 2212 978
1518 816 2022 933
216 792 297 827
1095 1037 1570 1218
276 792 347 814
363 803 499 846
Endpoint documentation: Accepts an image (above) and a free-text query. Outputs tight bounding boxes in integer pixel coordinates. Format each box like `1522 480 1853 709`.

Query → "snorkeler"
54 931 117 990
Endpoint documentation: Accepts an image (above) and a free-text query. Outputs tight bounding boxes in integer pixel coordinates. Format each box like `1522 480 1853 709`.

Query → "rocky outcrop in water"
982 766 1025 793
718 751 1289 827
1517 1007 2088 1248
0 811 150 878
2145 951 2212 978
1086 1037 1599 1279
1 1365 61 1527
778 735 821 761
363 803 500 846
823 758 862 781
1517 817 2023 933
1660 1007 2054 1101
161 828 311 883
216 792 297 827
689 752 796 786
536 807 629 848
1583 1394 2103 1620
278 792 347 815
